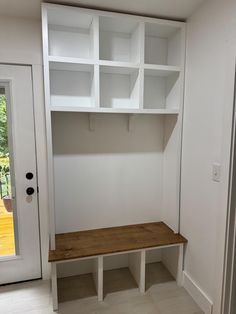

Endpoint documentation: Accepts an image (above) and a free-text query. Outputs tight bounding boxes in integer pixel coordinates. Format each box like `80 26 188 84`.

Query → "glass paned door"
0 64 41 284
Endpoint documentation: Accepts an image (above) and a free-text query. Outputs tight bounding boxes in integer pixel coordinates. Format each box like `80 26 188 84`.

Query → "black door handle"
26 187 34 195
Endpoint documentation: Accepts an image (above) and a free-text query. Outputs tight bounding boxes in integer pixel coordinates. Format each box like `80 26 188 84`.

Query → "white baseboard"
183 271 213 314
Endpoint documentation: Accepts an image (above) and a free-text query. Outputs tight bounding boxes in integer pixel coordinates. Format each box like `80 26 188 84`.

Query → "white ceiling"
0 0 205 21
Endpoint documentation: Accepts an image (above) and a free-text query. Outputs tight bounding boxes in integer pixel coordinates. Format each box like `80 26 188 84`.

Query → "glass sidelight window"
0 86 16 257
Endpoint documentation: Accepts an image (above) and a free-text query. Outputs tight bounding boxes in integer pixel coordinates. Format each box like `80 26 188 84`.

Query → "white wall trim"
183 271 213 314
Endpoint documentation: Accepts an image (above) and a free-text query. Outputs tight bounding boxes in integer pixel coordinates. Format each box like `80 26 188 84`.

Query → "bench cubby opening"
145 248 174 291
103 252 142 297
54 257 103 305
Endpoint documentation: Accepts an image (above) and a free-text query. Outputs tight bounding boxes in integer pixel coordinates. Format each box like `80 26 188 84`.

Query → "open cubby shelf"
44 4 184 114
50 222 187 303
42 3 186 311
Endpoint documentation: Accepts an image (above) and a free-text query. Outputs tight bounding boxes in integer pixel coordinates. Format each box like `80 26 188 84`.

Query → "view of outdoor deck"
0 93 15 257
0 198 15 256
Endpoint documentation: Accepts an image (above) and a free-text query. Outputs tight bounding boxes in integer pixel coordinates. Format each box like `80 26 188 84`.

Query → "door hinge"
37 186 39 193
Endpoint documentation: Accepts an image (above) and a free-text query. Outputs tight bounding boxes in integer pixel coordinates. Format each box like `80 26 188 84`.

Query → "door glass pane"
0 88 16 257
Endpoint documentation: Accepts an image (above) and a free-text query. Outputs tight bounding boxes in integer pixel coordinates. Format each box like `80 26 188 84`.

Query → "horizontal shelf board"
48 55 94 65
44 3 185 30
99 60 139 69
50 106 179 114
49 61 94 72
100 65 139 75
49 222 187 262
144 64 181 76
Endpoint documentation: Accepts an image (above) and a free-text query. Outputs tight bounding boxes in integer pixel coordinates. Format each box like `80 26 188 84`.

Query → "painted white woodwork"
100 65 140 109
144 23 181 66
143 69 180 109
43 3 185 114
99 16 141 63
50 107 179 114
42 5 186 309
93 257 103 301
50 243 185 309
47 6 95 60
51 263 58 311
49 62 95 108
128 250 146 293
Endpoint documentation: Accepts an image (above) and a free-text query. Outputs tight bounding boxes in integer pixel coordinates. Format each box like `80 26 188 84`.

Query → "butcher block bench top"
49 221 187 263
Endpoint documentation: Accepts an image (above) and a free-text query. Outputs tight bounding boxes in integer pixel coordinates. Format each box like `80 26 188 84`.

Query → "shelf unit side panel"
161 26 186 232
42 5 56 248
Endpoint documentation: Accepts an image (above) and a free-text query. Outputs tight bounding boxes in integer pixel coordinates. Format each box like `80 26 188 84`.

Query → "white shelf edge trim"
49 106 179 114
48 56 181 74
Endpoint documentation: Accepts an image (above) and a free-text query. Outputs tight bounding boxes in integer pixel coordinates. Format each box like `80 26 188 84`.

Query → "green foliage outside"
0 95 10 198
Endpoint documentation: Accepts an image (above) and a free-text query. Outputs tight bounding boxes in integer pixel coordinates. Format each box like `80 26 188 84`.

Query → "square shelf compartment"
50 62 95 108
144 68 180 110
103 253 140 297
99 16 141 63
47 7 95 59
145 23 182 66
57 258 99 303
100 66 140 109
145 249 174 291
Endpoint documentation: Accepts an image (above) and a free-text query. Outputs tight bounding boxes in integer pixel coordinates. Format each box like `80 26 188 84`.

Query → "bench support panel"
51 263 58 312
93 256 104 301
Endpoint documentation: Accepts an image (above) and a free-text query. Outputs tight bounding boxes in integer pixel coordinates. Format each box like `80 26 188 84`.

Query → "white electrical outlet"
212 163 221 182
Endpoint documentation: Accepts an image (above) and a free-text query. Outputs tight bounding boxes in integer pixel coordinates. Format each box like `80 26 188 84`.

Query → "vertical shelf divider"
128 250 146 293
41 4 56 249
93 256 104 301
93 15 100 109
139 22 145 110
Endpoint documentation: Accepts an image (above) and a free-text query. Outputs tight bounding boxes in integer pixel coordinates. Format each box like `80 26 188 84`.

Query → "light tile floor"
0 263 204 314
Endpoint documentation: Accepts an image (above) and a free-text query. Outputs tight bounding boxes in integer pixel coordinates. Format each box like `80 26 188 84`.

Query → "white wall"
181 0 236 313
52 113 164 233
0 16 50 279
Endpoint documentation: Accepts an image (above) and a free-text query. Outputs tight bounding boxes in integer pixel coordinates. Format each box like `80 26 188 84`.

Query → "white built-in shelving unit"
43 3 185 114
42 3 186 310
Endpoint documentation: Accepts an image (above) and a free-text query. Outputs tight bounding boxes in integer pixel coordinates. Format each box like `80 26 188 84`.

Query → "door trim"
222 65 236 314
0 64 42 282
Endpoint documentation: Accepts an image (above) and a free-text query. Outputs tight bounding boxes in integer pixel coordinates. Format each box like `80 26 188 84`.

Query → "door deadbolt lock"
26 187 34 195
26 172 34 180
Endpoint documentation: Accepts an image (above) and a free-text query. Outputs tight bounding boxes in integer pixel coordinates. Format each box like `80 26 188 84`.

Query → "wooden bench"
49 222 187 311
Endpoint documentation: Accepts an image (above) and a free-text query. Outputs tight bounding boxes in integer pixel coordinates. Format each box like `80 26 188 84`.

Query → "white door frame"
222 65 236 314
0 64 42 282
0 62 50 280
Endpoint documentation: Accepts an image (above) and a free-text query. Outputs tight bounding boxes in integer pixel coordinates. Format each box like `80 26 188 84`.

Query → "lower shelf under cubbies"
49 222 187 311
57 262 174 304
